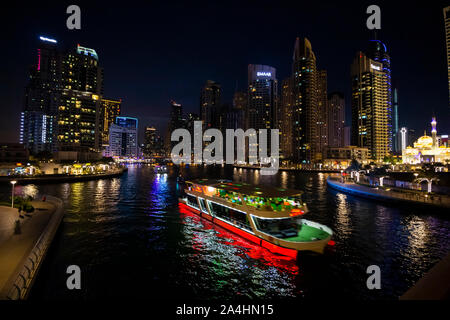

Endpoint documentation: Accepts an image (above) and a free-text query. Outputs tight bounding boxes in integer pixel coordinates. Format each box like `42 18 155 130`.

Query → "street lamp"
10 180 17 208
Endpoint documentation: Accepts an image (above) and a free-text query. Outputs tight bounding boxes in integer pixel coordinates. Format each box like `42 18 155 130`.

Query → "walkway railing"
5 195 64 300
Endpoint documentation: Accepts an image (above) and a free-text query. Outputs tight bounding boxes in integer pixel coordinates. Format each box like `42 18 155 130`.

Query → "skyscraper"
103 116 138 158
392 88 399 153
231 91 246 130
351 51 390 161
291 38 318 163
100 98 121 146
21 37 111 160
103 123 138 158
21 36 60 154
144 126 156 157
200 80 221 129
327 92 345 148
366 39 392 152
165 100 183 153
247 64 278 131
280 78 294 160
316 69 328 159
444 6 450 106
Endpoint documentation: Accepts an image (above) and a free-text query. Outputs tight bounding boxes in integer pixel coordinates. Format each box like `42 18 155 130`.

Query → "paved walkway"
0 201 56 297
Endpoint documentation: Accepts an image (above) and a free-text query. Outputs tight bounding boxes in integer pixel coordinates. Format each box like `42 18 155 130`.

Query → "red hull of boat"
179 202 298 259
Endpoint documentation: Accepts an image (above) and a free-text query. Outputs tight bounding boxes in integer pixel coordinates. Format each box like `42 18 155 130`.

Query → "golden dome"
415 135 433 147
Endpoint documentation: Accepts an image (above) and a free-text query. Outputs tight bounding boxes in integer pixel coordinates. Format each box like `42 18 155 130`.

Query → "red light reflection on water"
179 203 299 274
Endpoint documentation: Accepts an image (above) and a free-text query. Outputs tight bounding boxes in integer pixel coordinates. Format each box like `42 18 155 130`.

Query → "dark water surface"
2 164 448 300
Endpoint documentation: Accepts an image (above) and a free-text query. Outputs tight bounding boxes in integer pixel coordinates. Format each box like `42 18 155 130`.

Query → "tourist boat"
179 179 333 259
154 165 168 174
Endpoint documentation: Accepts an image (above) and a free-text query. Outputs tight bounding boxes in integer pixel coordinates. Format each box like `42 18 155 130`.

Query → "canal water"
2 165 449 300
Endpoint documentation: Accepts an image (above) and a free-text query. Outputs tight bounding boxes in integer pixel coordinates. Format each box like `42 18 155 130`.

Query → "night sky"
1 0 449 143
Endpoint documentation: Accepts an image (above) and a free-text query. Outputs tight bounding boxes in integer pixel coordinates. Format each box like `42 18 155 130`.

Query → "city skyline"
1 2 449 144
1 1 450 305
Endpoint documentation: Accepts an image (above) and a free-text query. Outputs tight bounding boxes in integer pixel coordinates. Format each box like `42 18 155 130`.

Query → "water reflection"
180 205 299 298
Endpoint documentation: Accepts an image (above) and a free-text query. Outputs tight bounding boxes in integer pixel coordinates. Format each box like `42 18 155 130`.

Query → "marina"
0 165 445 300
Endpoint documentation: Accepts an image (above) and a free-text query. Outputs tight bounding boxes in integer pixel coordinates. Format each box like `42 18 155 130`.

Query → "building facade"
315 69 328 160
366 40 392 152
351 51 390 161
144 126 164 158
323 146 369 168
165 101 184 153
444 6 450 107
280 78 294 160
247 64 278 131
291 38 318 163
21 36 60 154
327 92 345 148
392 88 399 153
100 98 121 146
200 80 221 129
20 36 119 161
103 122 138 158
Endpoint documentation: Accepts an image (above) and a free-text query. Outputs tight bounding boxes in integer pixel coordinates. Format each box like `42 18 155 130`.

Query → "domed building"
402 117 450 164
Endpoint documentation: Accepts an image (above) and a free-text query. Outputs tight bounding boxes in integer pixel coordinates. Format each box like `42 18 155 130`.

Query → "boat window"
186 194 199 209
208 201 251 231
198 198 207 212
252 217 299 239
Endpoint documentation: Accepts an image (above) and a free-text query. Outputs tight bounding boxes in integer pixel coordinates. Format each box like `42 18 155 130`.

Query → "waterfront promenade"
233 164 339 173
327 176 450 208
0 167 127 185
0 196 63 299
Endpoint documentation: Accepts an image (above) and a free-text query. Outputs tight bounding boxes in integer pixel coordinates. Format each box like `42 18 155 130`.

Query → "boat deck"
284 225 330 242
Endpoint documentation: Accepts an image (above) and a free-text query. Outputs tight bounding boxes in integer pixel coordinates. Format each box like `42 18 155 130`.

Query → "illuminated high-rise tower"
366 39 392 153
392 88 399 152
22 36 118 160
247 64 278 131
280 78 294 160
291 37 318 163
316 69 328 159
200 80 221 129
351 51 390 161
100 98 121 146
57 44 103 154
444 6 450 106
21 36 61 154
327 92 345 148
